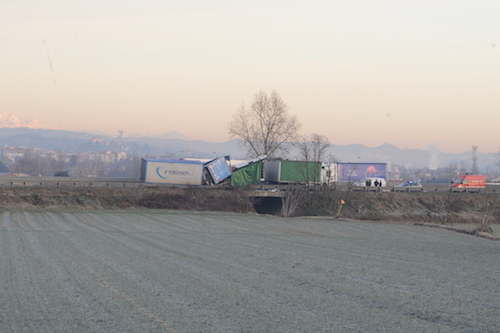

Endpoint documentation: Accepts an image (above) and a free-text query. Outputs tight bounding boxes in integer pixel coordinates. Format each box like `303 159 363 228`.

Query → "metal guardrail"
0 177 150 188
349 186 499 193
246 183 500 194
0 177 499 194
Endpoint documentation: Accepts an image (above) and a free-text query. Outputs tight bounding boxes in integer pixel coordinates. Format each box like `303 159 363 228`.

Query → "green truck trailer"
263 159 322 184
230 156 266 187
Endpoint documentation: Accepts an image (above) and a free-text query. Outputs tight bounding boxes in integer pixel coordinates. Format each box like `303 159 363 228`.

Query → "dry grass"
0 187 498 229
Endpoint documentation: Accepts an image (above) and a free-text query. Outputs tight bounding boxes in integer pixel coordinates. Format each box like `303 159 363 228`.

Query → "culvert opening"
253 197 282 215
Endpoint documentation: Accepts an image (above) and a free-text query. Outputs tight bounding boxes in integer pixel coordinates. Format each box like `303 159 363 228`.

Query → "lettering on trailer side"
156 167 191 179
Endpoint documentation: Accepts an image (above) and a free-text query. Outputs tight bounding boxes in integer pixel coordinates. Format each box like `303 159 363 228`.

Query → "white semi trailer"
140 158 205 185
140 157 232 186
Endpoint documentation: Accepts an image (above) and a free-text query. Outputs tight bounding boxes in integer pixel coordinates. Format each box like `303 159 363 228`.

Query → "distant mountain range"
0 112 192 141
0 113 496 171
0 112 58 130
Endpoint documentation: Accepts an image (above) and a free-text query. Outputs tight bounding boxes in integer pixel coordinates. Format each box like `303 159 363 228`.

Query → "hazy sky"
1 0 499 153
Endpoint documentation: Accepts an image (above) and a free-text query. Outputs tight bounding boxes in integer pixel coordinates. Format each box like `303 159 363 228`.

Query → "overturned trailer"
204 157 232 185
140 157 232 186
230 155 266 186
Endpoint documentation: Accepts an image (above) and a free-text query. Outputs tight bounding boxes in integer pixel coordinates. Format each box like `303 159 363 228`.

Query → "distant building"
97 151 118 164
1 146 41 160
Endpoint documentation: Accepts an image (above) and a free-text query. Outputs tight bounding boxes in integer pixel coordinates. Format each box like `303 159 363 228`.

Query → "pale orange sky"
1 0 499 153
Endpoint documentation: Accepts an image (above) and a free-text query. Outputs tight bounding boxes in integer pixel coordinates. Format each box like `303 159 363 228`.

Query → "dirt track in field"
1 209 499 332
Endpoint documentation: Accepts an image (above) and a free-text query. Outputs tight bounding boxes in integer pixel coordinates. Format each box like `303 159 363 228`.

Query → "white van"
353 177 386 187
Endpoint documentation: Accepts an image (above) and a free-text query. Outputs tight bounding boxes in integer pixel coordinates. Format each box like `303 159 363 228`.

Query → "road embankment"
0 187 498 230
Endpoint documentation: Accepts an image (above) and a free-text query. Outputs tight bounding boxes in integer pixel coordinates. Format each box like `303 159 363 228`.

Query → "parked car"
395 180 422 188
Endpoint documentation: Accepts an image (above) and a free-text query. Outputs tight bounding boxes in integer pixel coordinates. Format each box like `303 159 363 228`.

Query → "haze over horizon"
1 1 499 154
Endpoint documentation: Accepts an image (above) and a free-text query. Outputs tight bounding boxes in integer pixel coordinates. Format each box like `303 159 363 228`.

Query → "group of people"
365 179 382 187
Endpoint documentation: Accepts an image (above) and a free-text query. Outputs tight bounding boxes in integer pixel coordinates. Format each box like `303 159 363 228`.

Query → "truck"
204 156 232 185
450 174 486 188
263 159 322 184
140 157 232 186
321 163 338 185
230 155 266 187
337 162 387 183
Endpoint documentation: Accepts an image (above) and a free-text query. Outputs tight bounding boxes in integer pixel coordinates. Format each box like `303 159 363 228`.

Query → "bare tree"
228 90 301 158
281 186 306 217
296 134 330 162
473 194 498 233
444 162 461 183
15 151 68 176
295 134 330 185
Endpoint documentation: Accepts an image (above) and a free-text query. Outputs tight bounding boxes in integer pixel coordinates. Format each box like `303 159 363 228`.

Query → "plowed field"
1 209 499 332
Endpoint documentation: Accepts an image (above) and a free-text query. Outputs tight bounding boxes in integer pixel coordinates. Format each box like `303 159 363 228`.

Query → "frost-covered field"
1 209 499 333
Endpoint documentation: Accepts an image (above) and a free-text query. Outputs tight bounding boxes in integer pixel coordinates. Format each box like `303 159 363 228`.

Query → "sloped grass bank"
299 190 500 225
0 187 252 213
294 189 500 237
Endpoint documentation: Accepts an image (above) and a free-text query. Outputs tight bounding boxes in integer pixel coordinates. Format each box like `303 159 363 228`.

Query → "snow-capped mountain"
0 112 58 130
